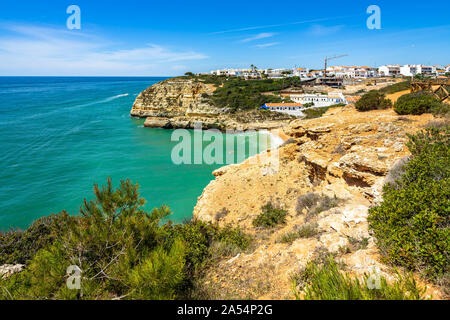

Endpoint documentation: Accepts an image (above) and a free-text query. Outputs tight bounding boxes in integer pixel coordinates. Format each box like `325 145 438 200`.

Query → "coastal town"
207 64 450 80
196 64 450 117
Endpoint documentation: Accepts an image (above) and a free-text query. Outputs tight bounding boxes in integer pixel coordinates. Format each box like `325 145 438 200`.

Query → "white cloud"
254 42 279 48
307 24 343 36
0 24 208 76
239 32 276 43
210 15 357 35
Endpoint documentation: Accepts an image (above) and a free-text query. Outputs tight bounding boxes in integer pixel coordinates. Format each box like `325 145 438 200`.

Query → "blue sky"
0 0 449 76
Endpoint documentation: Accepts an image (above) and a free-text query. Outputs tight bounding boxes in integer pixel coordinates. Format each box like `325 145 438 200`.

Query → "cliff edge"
131 77 293 130
193 105 443 299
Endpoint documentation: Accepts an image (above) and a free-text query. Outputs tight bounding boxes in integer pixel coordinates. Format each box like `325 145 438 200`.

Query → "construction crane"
324 54 349 77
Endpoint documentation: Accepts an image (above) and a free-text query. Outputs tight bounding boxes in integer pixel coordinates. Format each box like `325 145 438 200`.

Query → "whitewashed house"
327 66 377 78
260 103 305 117
435 68 446 76
400 65 419 77
417 65 433 76
290 93 346 107
378 65 401 77
293 68 309 78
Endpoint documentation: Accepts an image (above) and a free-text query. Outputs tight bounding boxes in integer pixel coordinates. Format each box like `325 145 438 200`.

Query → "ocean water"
0 77 273 231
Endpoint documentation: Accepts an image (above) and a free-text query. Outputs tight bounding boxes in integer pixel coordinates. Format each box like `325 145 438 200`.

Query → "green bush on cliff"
253 202 288 228
201 76 302 112
0 213 73 265
0 179 251 300
291 256 427 300
368 126 450 281
394 92 448 115
355 90 392 112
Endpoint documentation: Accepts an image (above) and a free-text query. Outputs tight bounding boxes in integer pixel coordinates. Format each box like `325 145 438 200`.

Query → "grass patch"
302 104 345 119
348 236 370 251
383 156 410 188
292 256 427 300
278 223 319 244
296 193 339 222
253 202 288 229
378 80 411 95
296 193 321 213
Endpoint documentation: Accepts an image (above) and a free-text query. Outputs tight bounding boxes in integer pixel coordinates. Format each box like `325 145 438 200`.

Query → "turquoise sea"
0 77 272 231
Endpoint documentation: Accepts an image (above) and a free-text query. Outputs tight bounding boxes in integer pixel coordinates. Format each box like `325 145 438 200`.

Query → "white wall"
290 94 346 108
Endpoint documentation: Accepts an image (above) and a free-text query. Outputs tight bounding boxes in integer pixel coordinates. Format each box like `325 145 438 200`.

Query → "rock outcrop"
131 78 293 131
193 105 443 299
131 78 222 118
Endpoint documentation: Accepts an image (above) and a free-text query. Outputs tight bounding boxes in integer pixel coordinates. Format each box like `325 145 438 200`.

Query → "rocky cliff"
131 78 293 130
193 105 443 299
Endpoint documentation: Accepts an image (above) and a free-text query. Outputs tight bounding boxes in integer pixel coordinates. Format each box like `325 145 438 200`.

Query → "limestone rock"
131 78 222 118
144 117 171 128
191 105 441 299
131 78 294 131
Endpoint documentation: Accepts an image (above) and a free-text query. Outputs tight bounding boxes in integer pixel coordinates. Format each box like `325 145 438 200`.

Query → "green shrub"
253 202 288 228
292 256 427 300
368 126 449 281
214 225 251 251
394 92 446 115
163 220 215 279
355 90 392 112
0 213 73 265
296 193 321 214
207 76 302 112
0 178 252 300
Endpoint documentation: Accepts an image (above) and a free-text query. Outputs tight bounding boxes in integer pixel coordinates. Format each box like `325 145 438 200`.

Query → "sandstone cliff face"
131 78 293 130
131 78 222 118
193 106 443 299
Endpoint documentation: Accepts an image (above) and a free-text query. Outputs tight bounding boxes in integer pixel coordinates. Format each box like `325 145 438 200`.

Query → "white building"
210 68 253 76
378 65 401 77
260 103 305 117
263 68 294 78
446 65 450 73
290 93 346 107
354 66 378 78
326 66 377 78
309 70 324 78
293 68 309 78
400 65 419 77
435 68 446 76
416 65 433 76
